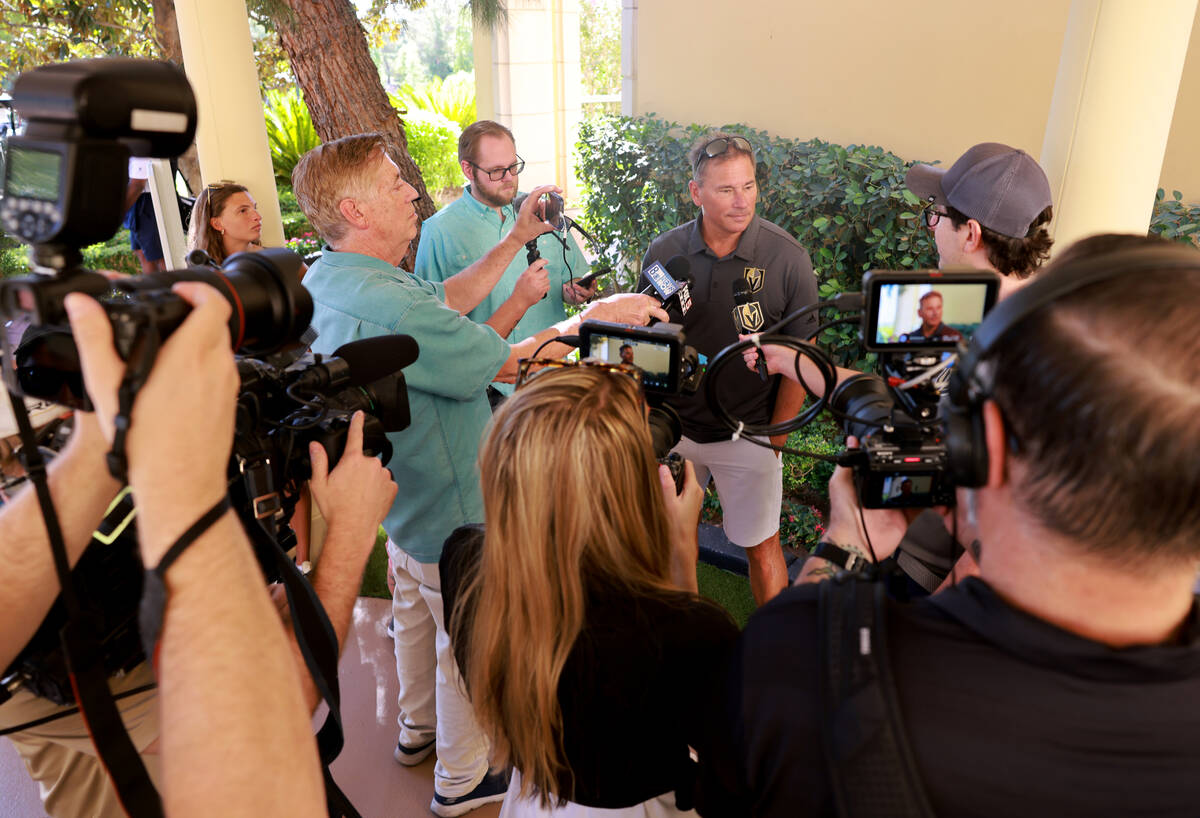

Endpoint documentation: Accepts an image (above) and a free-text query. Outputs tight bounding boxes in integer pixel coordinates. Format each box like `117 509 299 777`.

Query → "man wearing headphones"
702 237 1200 817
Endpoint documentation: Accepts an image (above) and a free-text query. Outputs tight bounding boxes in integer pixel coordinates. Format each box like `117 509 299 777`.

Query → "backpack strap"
818 574 937 818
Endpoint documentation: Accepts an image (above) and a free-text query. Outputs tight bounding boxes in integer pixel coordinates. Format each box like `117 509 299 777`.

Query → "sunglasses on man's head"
694 136 754 174
514 358 643 391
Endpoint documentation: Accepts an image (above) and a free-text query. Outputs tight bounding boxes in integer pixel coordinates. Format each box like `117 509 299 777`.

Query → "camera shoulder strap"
5 389 164 818
259 527 362 818
818 574 936 818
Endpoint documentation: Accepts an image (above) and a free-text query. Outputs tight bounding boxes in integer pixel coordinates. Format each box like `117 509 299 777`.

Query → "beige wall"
474 0 583 199
1163 3 1200 198
634 0 1200 200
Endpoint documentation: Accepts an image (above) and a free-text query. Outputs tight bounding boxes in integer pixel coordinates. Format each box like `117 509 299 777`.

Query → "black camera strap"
818 573 935 818
106 326 162 484
4 388 164 818
254 523 361 818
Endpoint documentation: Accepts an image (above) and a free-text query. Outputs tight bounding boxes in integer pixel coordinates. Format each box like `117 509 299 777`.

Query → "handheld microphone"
732 279 768 382
639 256 693 314
289 335 420 391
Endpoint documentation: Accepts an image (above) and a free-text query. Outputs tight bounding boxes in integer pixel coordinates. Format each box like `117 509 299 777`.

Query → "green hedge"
400 108 463 197
1150 188 1200 244
1 232 140 278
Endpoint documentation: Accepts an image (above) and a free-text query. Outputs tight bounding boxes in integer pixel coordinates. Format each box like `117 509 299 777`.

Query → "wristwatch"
810 541 868 574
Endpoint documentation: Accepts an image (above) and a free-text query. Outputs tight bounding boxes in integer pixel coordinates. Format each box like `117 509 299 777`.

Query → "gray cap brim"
904 163 947 206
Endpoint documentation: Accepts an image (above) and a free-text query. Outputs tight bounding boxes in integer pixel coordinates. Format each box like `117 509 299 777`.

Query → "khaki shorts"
673 435 783 548
0 661 161 818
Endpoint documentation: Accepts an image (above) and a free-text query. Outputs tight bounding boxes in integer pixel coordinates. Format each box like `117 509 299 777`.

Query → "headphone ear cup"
941 383 988 489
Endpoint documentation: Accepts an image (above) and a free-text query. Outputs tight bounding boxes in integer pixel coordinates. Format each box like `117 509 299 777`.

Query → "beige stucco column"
1041 0 1197 250
174 0 284 250
621 0 637 116
473 0 583 199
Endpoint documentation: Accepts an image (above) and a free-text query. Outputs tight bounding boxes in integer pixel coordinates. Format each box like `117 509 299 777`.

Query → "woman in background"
187 181 263 265
443 365 738 817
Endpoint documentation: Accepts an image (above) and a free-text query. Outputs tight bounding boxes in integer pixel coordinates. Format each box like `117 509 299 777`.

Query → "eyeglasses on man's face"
924 207 951 228
468 156 526 181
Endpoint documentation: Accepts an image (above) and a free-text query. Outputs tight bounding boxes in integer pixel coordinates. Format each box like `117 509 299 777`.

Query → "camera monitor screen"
863 271 999 352
5 146 61 201
879 473 934 507
586 333 675 391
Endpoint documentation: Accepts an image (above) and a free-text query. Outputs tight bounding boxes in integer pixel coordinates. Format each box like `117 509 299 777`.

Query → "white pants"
673 435 783 548
390 542 490 797
499 770 697 818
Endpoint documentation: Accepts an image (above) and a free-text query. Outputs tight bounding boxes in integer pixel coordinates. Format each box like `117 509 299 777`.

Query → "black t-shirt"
640 217 818 443
440 526 740 809
897 323 964 343
700 577 1200 817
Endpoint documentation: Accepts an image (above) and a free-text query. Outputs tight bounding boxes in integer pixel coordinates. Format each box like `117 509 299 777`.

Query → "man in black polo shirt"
897 290 964 343
641 131 818 606
701 239 1200 817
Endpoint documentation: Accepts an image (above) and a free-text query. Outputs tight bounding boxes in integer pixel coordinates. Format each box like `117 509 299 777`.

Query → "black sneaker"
393 736 435 767
430 769 509 817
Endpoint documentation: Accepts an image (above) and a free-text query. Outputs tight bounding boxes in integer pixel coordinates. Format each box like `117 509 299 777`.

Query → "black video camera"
832 270 999 508
231 340 414 579
578 320 704 490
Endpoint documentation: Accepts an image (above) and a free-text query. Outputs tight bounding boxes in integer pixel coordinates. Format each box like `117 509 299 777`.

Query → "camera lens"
126 247 312 355
647 404 682 460
830 373 895 441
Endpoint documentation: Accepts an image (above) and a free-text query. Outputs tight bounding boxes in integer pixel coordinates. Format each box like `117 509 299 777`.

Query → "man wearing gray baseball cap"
906 142 1054 297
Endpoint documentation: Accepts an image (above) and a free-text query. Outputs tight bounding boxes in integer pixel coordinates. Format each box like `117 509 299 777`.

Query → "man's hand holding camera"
66 283 236 562
65 283 326 817
511 183 562 245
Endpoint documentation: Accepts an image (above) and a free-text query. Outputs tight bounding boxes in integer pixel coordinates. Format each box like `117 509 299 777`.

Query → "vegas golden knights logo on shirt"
732 301 764 332
743 266 765 294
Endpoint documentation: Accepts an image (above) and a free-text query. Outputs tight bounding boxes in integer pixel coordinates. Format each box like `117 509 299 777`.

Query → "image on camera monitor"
873 281 990 346
587 334 673 391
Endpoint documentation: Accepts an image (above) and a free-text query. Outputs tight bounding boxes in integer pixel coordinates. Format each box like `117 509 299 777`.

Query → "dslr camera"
0 58 415 703
831 270 998 508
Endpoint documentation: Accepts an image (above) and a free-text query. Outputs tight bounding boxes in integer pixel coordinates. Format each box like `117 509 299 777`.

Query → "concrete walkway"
0 597 500 818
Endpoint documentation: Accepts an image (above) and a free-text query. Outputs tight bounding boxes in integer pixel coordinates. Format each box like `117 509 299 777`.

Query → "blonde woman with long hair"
441 365 739 817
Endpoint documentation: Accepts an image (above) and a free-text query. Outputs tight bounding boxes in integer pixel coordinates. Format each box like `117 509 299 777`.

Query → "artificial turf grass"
696 562 756 628
358 528 757 629
358 529 391 600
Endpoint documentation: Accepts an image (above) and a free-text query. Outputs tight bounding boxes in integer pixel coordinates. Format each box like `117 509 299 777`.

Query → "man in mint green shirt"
291 132 665 815
416 120 597 395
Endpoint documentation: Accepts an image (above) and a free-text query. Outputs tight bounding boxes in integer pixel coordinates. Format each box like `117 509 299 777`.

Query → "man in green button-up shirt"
292 133 664 814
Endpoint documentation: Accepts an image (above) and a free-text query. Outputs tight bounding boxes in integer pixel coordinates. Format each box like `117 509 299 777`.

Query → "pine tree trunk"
274 0 435 268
